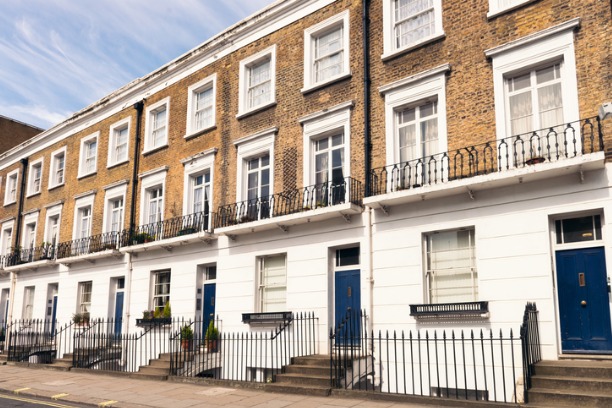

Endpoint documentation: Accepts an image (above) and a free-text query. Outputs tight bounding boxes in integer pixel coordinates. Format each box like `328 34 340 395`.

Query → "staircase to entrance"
528 359 612 407
267 354 331 396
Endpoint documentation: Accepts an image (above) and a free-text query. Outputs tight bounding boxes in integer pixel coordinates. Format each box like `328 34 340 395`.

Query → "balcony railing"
120 210 210 247
370 117 604 196
57 232 119 259
214 177 363 228
3 244 56 267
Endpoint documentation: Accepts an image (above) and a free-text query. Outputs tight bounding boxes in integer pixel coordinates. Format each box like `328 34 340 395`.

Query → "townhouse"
0 0 610 391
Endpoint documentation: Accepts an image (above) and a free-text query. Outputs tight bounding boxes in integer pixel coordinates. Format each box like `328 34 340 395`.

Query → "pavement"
0 365 516 408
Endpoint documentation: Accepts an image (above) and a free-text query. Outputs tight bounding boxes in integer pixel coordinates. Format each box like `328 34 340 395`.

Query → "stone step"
138 365 170 376
528 387 612 408
129 372 168 382
265 382 331 397
531 375 612 394
148 359 171 368
284 364 329 376
291 355 329 367
274 372 330 387
535 360 612 379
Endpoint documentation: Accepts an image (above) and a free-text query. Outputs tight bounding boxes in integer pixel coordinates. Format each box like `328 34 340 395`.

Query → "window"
146 187 163 224
555 215 602 244
144 98 169 152
380 65 449 186
238 46 276 116
78 133 99 178
103 182 127 234
0 222 13 256
22 286 35 319
488 0 538 19
506 64 563 137
314 134 345 205
382 0 444 59
304 12 350 91
78 281 92 317
4 169 18 205
425 228 477 303
109 198 124 233
235 128 275 219
44 204 62 246
258 254 287 312
186 75 216 136
487 19 580 145
190 173 210 215
77 207 92 239
28 160 43 196
108 118 130 166
139 167 167 226
182 149 215 230
22 220 37 250
49 147 66 188
73 194 95 243
152 270 171 313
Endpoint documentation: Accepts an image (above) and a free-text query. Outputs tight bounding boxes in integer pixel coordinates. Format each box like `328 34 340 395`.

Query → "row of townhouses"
0 0 610 403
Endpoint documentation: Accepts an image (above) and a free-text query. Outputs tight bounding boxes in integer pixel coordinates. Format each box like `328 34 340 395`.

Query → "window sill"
381 32 446 62
410 301 489 320
3 201 16 207
184 125 217 140
107 160 129 170
236 101 277 120
77 171 97 180
487 0 539 19
242 311 292 325
26 191 41 199
48 183 65 191
142 144 169 156
301 72 352 95
136 318 172 327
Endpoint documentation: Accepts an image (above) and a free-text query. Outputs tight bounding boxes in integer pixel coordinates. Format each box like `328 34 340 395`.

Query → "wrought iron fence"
169 312 318 382
330 311 527 403
370 117 604 195
119 210 210 247
7 319 57 362
520 302 540 403
72 317 188 372
57 232 119 259
4 245 56 267
214 178 363 228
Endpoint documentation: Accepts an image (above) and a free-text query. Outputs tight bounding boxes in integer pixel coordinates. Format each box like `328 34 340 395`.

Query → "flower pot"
181 339 191 350
207 340 218 352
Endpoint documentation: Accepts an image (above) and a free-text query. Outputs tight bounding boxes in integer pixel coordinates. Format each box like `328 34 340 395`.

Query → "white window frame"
22 286 35 320
108 117 131 167
382 0 444 61
186 74 217 138
151 270 171 313
4 169 19 206
144 97 170 154
303 11 350 92
103 182 127 234
182 149 216 227
72 194 95 240
78 132 99 178
44 204 62 246
486 19 580 144
300 102 352 188
238 45 277 117
27 159 44 197
257 254 287 313
0 220 14 256
487 0 538 19
49 146 66 189
139 168 167 225
379 64 449 167
22 211 39 254
424 227 478 304
235 128 276 203
77 281 92 316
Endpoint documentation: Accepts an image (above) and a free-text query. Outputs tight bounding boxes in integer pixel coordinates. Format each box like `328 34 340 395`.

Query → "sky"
0 0 275 130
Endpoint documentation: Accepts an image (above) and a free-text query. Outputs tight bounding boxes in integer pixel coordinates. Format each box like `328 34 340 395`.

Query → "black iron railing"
330 312 524 403
4 245 56 267
120 210 210 247
57 232 119 259
169 312 318 382
410 302 489 318
214 178 363 228
370 117 604 195
520 302 540 403
7 319 57 362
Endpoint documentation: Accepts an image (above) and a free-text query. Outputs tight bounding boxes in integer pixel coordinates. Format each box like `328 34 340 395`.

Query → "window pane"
560 215 602 243
336 247 360 267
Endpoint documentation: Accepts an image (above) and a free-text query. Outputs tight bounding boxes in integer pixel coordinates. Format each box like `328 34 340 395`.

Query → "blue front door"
203 283 216 334
114 292 124 335
50 295 58 335
335 269 361 345
556 247 612 353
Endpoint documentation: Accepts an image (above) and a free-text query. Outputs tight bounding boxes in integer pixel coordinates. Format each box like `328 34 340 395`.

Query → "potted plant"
180 325 193 350
72 312 90 326
205 320 219 352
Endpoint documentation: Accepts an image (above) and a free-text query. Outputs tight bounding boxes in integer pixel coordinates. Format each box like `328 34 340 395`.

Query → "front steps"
130 353 172 381
267 354 332 396
528 359 612 407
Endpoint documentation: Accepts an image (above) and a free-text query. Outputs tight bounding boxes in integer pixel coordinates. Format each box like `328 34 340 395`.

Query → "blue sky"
0 0 274 130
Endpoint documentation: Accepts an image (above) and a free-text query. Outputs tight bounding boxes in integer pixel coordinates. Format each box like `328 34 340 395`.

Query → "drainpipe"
13 158 28 249
366 207 374 333
129 100 144 232
362 0 371 197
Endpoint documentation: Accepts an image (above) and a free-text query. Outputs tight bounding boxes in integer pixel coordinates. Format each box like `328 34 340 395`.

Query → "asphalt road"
0 392 87 408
